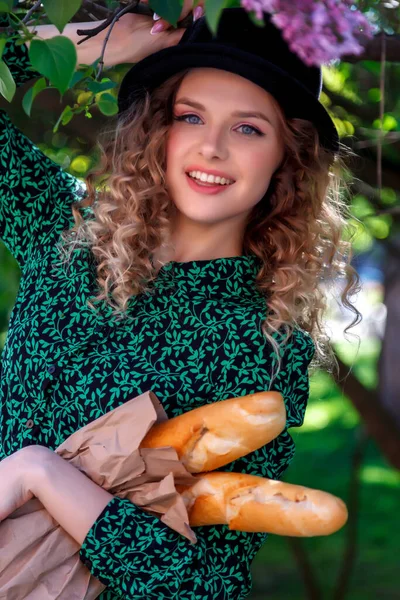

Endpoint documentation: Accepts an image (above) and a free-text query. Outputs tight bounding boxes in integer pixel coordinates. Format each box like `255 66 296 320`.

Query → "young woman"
0 5 360 599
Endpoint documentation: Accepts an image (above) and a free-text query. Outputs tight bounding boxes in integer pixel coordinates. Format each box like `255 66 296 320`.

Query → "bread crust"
178 472 348 537
140 391 286 472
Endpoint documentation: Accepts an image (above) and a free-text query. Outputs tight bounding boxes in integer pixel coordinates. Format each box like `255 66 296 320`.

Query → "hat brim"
118 44 339 153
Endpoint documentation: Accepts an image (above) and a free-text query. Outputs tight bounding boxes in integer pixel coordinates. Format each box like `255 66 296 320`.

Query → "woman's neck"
166 212 246 263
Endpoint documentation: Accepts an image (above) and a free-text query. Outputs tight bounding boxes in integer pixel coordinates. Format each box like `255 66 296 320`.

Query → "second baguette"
177 472 348 537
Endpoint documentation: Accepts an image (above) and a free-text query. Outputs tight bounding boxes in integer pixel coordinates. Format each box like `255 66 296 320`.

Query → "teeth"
188 170 234 185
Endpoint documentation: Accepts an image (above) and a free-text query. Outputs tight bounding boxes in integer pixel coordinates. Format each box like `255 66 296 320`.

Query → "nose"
197 126 229 161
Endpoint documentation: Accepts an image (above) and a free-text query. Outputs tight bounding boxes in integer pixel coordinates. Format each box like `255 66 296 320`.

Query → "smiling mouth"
185 173 235 187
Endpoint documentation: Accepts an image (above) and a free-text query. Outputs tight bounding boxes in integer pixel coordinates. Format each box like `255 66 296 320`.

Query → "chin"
177 211 227 225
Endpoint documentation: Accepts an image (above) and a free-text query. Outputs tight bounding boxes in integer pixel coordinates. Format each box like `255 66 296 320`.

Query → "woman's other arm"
2 444 261 599
24 19 133 68
0 328 314 599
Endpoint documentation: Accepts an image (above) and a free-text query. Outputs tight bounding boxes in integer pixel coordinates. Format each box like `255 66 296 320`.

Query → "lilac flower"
240 0 374 66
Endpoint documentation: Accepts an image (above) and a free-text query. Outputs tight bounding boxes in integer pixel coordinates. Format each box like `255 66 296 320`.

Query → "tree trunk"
377 235 400 431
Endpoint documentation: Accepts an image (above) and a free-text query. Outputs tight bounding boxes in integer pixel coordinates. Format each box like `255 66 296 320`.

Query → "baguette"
140 391 286 472
177 472 348 537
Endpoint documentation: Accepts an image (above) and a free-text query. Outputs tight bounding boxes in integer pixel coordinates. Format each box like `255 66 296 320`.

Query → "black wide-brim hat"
118 7 339 153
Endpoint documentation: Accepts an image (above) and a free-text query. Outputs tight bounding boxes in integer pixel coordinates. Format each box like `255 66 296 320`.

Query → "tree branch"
332 352 400 470
332 426 369 600
286 538 323 600
342 33 400 63
21 0 42 24
350 179 400 220
94 1 141 79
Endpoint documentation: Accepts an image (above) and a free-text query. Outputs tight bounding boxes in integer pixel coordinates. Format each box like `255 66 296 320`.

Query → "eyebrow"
175 97 274 127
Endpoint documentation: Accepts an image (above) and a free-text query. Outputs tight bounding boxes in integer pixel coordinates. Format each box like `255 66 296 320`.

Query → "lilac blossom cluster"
240 0 374 66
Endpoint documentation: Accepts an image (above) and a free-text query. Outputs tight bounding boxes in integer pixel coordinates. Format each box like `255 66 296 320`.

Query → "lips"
185 172 234 195
187 173 233 186
185 167 236 182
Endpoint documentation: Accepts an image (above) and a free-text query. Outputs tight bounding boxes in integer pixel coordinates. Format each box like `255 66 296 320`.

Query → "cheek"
166 128 189 167
246 147 277 175
165 132 176 170
241 141 283 188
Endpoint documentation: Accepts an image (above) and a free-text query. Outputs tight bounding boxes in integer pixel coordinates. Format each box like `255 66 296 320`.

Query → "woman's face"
165 68 285 229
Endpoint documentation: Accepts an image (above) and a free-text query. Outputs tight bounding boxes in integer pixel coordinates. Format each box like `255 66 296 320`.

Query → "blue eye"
237 124 263 136
173 114 264 136
173 114 201 125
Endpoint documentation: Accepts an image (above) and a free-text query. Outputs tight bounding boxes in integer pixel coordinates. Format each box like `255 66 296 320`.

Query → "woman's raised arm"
25 12 187 68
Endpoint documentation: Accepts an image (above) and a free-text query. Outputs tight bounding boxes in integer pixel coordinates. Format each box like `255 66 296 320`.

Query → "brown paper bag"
0 391 198 600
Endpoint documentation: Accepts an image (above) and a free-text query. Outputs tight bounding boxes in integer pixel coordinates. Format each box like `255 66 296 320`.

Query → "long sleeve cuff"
79 495 261 599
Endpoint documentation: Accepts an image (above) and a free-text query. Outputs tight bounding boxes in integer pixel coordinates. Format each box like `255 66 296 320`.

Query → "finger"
192 5 204 22
151 1 205 33
150 19 169 34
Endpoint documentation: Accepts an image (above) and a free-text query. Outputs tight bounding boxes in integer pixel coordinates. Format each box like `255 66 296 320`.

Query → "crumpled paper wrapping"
0 390 198 600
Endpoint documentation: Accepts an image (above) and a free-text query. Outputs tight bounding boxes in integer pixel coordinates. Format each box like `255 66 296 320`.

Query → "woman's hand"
0 445 112 544
112 1 205 64
107 13 183 65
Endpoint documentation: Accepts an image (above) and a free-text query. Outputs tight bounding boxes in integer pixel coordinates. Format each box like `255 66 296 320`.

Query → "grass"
249 338 400 600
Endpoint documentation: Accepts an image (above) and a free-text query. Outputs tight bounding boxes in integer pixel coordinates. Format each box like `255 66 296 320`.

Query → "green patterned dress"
0 27 315 600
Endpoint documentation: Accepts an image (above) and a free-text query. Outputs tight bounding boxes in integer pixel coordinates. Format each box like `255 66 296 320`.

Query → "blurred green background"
251 341 400 600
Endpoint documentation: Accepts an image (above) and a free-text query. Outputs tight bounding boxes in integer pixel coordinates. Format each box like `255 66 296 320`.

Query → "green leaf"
148 0 183 27
0 36 6 60
28 36 77 95
97 92 118 116
204 0 231 35
0 0 13 13
22 77 47 116
69 69 87 87
367 87 381 102
87 79 118 93
360 60 382 76
42 0 82 33
247 10 265 27
0 58 15 102
53 104 74 133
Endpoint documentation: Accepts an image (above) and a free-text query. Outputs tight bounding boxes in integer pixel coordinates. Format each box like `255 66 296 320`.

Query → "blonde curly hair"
56 68 362 381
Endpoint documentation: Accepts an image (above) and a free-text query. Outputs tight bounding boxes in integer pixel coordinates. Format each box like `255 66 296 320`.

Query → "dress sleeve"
269 327 315 429
0 16 85 267
79 328 315 599
80 498 265 599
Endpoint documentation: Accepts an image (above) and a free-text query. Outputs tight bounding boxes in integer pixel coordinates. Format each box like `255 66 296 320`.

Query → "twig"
350 179 400 219
377 31 386 194
21 0 42 25
81 0 112 18
341 32 400 63
286 537 323 600
353 130 400 150
76 1 153 44
332 426 369 600
94 1 141 80
332 353 400 471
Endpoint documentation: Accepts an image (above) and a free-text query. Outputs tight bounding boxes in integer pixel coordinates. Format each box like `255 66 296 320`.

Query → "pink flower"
240 0 374 65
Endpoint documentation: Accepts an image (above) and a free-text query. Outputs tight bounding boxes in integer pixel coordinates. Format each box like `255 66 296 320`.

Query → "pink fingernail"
193 6 203 21
150 21 165 34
